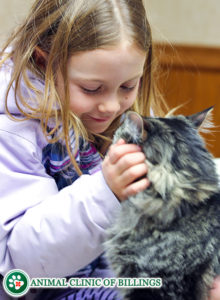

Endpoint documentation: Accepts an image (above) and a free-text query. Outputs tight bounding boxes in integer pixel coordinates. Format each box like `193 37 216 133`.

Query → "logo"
3 269 30 297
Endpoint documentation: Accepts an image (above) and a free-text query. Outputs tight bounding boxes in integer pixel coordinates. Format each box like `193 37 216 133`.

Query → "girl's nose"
98 95 120 114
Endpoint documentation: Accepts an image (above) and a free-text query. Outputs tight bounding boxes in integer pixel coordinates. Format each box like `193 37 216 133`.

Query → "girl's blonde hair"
0 0 167 175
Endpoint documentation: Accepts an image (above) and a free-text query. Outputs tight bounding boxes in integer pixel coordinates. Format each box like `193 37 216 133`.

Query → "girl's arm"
0 117 120 278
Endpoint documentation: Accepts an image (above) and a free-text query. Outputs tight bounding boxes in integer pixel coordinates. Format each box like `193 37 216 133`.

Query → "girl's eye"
121 85 135 91
81 86 101 94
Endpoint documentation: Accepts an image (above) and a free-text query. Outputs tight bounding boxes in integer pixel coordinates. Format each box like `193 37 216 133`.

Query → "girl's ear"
34 46 48 69
187 106 214 129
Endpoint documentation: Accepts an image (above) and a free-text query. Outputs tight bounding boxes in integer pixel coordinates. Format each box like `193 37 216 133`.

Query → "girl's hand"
102 139 149 202
209 277 220 300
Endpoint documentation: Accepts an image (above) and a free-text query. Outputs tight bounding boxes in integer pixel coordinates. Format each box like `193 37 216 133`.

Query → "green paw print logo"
3 269 30 297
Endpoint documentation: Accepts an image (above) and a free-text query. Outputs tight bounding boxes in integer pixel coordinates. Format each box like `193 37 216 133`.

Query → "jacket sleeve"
0 120 120 278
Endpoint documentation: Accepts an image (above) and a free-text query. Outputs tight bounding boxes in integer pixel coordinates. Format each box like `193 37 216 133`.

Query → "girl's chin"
83 120 113 134
88 126 109 134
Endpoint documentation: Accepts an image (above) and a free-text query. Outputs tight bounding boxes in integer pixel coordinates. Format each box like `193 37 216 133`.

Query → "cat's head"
113 107 219 212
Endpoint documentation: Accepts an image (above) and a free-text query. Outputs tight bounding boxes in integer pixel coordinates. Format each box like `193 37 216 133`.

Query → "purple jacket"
0 58 120 278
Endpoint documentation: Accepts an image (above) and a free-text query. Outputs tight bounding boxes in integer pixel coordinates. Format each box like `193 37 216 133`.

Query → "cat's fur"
104 108 220 300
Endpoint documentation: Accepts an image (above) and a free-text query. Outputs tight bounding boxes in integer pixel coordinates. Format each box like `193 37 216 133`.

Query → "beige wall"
0 0 34 46
0 1 220 47
145 0 220 47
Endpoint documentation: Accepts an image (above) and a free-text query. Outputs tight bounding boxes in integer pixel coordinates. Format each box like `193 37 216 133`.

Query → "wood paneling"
155 44 220 158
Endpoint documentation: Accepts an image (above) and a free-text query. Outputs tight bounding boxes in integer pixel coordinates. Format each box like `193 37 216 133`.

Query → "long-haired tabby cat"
105 107 220 300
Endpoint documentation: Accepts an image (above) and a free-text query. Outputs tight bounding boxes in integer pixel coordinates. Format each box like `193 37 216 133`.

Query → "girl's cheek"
122 93 137 110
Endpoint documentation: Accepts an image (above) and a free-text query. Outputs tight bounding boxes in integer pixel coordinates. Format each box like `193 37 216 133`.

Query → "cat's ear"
125 111 147 141
187 106 214 131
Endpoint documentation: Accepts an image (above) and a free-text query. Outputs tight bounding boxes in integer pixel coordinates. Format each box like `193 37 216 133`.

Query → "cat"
104 107 220 300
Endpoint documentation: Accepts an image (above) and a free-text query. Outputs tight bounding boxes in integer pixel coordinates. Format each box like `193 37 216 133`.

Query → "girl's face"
57 42 146 134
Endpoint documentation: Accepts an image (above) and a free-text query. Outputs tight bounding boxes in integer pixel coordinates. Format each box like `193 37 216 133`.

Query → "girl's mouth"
89 116 112 123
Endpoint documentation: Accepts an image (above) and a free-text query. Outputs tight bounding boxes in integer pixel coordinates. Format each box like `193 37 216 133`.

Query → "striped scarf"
42 128 102 190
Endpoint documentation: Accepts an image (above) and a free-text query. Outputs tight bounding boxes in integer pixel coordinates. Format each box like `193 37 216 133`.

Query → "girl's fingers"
120 163 148 187
103 140 149 201
107 143 142 164
116 152 146 174
122 178 150 200
209 276 220 300
115 138 126 145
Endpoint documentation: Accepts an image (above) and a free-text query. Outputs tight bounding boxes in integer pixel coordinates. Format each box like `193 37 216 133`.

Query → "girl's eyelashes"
81 86 101 94
80 83 137 94
121 80 139 91
120 85 135 91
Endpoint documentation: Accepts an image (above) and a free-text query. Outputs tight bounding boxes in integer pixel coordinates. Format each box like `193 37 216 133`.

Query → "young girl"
0 0 218 299
0 0 164 298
